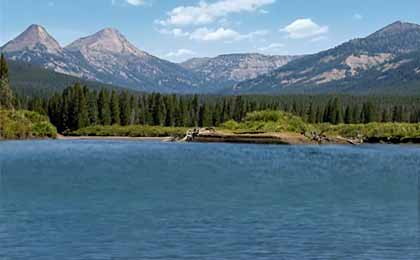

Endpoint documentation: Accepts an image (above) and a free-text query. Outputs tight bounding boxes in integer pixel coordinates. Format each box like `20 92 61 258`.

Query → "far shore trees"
0 53 14 110
24 84 420 133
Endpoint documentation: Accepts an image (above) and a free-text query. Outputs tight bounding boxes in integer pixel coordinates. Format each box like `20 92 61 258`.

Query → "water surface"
0 141 419 259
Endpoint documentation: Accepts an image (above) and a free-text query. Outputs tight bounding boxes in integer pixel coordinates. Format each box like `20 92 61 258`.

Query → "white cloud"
126 0 145 6
190 27 241 41
258 43 284 52
157 0 275 27
353 13 363 20
112 0 148 6
158 28 190 37
281 18 328 39
165 49 196 58
189 27 268 41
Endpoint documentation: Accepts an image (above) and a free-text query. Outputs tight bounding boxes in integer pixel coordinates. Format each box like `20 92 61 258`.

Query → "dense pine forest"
1 54 419 134
13 83 420 134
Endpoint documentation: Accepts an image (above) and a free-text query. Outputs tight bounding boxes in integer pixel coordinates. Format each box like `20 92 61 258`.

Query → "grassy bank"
70 125 188 138
319 123 420 142
221 110 314 133
221 110 420 143
68 110 420 144
0 110 57 140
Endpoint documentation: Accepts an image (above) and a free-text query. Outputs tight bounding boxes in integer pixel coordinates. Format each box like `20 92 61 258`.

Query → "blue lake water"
0 140 419 259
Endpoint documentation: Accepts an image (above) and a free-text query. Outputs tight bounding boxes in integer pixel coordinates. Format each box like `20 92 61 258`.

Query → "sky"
1 0 420 62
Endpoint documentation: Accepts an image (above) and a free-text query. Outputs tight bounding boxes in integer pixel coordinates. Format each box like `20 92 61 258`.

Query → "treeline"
15 84 420 133
0 54 14 110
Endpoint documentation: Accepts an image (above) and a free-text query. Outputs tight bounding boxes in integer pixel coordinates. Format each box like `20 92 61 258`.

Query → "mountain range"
180 54 300 91
1 25 296 93
2 21 420 95
233 21 420 95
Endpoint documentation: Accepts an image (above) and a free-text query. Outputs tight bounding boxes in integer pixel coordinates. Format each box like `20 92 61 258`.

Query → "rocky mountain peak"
65 27 145 56
367 21 420 39
1 24 62 54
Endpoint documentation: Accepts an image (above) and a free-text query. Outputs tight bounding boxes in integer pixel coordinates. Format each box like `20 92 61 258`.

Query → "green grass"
222 110 420 141
70 125 188 137
319 122 420 139
70 111 420 143
0 110 57 140
222 110 314 133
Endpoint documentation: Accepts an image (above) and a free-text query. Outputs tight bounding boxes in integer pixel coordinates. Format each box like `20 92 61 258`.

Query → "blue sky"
1 0 420 62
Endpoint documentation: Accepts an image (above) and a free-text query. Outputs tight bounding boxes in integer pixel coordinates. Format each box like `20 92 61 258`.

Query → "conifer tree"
344 106 351 124
130 95 138 125
98 89 111 125
110 90 121 125
119 91 131 126
0 54 14 109
332 98 343 124
307 103 316 123
87 90 99 125
76 85 89 130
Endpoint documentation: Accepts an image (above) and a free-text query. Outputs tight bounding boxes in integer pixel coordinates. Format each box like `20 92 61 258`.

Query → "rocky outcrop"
180 54 300 90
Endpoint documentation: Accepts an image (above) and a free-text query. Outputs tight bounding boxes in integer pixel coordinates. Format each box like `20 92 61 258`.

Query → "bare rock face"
181 54 300 89
1 25 95 79
65 28 200 92
234 21 420 94
1 25 201 93
66 28 146 56
2 24 62 54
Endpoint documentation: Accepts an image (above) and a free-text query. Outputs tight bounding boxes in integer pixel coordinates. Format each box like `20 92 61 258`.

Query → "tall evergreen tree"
344 106 351 124
0 54 14 109
110 90 121 125
87 90 99 125
307 103 316 123
98 89 111 125
151 93 165 126
76 85 89 130
119 91 131 126
130 95 138 125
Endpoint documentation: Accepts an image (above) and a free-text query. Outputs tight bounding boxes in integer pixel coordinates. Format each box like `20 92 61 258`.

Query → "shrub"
0 110 57 139
70 125 188 137
222 110 313 133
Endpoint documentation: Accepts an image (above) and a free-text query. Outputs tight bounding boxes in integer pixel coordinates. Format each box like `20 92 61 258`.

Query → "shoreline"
3 132 419 145
56 134 175 142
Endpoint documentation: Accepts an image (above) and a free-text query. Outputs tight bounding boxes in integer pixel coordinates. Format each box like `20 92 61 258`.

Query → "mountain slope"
8 60 122 96
180 53 300 90
233 21 420 95
1 25 202 93
1 24 92 79
2 24 62 54
65 28 202 93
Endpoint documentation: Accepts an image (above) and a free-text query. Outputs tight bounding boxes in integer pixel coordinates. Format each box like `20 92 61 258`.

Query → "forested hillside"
8 59 122 97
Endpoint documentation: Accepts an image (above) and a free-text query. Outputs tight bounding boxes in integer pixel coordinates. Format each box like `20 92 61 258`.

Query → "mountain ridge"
180 53 301 91
1 25 201 93
232 21 420 94
2 24 293 93
2 24 62 54
2 21 420 95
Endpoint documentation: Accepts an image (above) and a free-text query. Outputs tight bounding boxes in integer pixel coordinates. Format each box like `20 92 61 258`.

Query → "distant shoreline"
56 134 174 142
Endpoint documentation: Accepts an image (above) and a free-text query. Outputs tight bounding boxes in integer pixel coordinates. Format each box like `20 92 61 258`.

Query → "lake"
0 140 419 259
